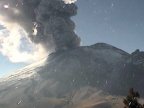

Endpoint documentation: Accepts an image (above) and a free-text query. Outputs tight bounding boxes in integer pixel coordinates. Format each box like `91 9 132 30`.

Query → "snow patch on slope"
0 58 46 82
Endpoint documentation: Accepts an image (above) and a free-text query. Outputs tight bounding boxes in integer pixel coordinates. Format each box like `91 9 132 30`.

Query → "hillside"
0 43 144 108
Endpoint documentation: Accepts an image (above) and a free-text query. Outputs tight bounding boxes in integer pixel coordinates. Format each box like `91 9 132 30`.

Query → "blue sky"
73 0 144 52
0 0 144 76
0 54 25 76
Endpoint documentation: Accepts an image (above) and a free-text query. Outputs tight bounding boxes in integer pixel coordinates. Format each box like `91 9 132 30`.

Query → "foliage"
123 88 144 108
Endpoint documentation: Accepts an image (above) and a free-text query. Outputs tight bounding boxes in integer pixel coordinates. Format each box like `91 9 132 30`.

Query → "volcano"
0 43 144 108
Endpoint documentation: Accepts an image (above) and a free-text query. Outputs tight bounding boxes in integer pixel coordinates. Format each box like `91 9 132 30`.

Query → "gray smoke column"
0 0 80 52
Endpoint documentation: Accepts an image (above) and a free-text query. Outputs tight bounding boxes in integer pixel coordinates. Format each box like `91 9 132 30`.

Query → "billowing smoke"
63 0 77 4
0 0 80 54
0 21 47 63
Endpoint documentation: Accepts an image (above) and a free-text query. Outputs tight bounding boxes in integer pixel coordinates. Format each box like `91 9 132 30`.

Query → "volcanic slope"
0 43 144 108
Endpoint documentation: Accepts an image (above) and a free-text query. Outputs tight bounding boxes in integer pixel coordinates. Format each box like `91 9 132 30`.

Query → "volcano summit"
0 43 144 108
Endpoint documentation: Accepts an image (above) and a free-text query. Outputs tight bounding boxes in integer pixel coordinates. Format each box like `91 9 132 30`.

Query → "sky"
0 0 144 76
73 0 144 52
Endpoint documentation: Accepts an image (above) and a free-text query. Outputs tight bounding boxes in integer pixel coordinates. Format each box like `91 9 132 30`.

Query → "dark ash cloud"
0 0 80 52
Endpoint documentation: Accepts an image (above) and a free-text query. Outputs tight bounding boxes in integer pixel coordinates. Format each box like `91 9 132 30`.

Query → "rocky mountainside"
0 43 144 108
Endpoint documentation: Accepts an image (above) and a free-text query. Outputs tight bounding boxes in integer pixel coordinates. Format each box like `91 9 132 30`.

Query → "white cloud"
0 17 48 64
62 0 77 4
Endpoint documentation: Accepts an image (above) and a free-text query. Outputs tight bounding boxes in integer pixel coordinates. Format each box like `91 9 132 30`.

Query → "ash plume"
0 0 80 52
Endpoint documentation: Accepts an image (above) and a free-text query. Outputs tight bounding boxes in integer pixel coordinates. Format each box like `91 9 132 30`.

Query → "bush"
123 88 144 108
